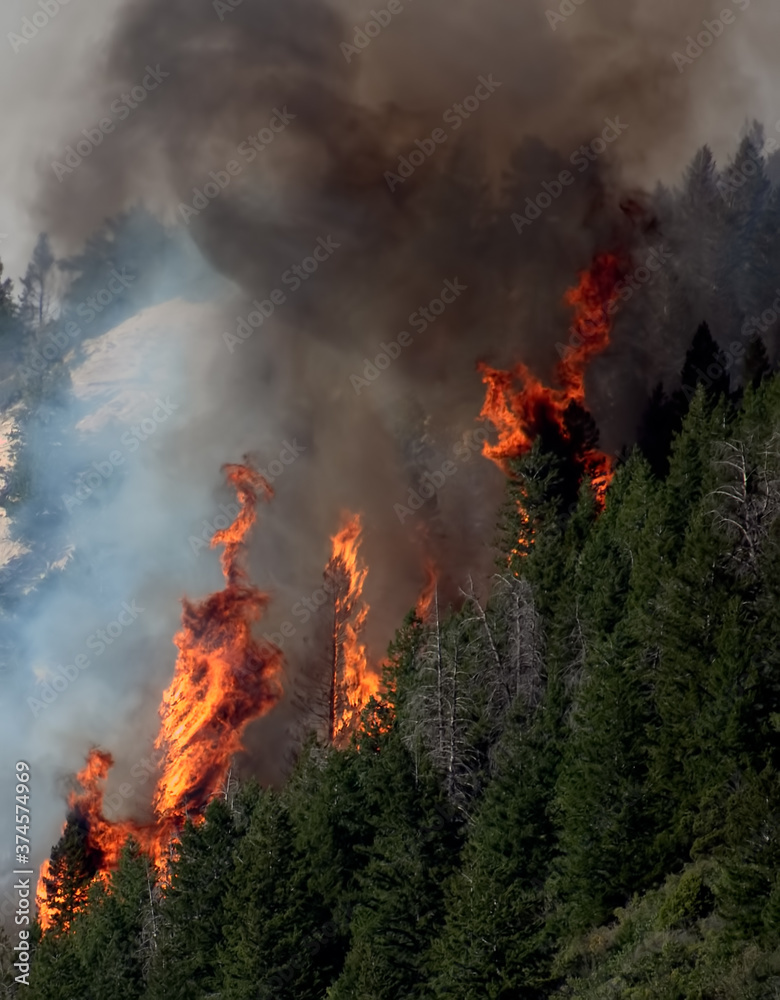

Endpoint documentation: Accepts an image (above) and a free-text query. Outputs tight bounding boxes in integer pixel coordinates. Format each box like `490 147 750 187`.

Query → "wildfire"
36 750 156 930
510 487 534 566
37 255 625 930
478 252 624 505
415 560 439 622
324 513 380 745
37 463 283 929
152 463 282 830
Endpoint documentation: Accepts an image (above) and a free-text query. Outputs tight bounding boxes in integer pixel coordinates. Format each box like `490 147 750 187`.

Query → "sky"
0 0 125 281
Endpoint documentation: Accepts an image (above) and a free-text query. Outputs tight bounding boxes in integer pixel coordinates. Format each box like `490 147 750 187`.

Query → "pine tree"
70 841 154 1000
502 443 570 617
329 729 459 1000
28 926 84 1000
221 785 339 1000
677 321 731 407
661 386 721 556
20 234 55 330
432 713 559 999
38 815 103 931
722 125 773 319
286 740 374 937
551 455 662 930
145 799 238 1000
0 926 20 998
0 259 15 321
637 382 680 478
649 506 741 860
742 332 772 390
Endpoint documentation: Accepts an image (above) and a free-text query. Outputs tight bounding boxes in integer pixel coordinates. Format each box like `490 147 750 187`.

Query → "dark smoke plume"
9 0 778 878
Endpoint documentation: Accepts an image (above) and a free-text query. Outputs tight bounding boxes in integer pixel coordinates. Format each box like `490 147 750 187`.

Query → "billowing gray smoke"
2 0 777 909
33 0 779 459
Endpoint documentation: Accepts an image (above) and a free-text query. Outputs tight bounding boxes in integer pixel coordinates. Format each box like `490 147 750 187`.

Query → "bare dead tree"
140 856 161 979
460 573 544 734
218 764 239 811
563 596 589 693
461 575 502 676
491 573 544 711
0 928 18 999
708 433 780 576
400 591 478 809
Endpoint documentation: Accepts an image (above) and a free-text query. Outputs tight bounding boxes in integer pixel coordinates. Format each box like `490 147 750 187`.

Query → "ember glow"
478 252 624 504
511 487 534 566
36 464 283 928
324 513 379 745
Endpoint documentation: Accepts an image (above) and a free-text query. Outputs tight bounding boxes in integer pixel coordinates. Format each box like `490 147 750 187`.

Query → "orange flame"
37 463 283 929
152 464 282 830
324 514 380 745
415 559 438 621
36 862 59 931
510 487 534 566
36 750 156 930
478 252 623 505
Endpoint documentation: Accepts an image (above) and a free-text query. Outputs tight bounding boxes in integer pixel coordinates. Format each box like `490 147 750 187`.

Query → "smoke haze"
2 0 780 911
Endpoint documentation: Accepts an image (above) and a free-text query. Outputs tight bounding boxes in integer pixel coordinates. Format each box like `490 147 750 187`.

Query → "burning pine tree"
479 251 624 505
36 251 624 930
37 463 283 929
152 463 283 833
323 514 378 746
479 252 625 566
